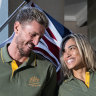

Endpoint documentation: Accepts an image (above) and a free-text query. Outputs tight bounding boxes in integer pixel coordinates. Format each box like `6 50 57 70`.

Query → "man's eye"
30 34 36 37
32 34 36 37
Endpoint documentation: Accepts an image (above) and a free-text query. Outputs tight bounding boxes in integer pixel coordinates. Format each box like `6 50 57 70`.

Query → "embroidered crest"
28 76 41 87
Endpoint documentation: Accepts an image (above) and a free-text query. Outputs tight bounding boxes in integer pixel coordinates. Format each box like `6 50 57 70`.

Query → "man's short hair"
15 6 48 28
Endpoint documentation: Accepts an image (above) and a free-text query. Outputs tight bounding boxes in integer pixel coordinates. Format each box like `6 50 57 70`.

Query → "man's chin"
26 50 32 54
21 50 32 57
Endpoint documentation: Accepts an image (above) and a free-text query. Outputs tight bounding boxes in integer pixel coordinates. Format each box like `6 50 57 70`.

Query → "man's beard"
17 45 31 57
15 36 33 57
20 48 31 57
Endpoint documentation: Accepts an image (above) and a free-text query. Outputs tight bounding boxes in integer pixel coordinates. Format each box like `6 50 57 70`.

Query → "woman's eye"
70 47 75 50
70 47 73 50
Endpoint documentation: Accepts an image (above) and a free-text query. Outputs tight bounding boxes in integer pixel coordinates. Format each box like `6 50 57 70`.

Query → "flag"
0 2 71 73
30 2 71 72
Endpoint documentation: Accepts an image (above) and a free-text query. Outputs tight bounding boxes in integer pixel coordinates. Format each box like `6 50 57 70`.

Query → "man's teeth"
67 59 74 63
28 44 32 48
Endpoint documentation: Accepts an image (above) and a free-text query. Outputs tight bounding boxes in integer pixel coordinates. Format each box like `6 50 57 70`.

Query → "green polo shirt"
0 44 57 96
58 71 96 96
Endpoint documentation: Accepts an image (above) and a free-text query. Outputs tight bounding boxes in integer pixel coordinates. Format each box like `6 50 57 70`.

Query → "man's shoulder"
35 52 53 65
34 52 56 71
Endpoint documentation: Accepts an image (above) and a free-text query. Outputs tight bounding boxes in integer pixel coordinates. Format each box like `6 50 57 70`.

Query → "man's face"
14 20 45 56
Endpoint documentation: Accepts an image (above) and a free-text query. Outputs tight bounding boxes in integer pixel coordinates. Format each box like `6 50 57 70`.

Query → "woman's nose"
65 50 71 58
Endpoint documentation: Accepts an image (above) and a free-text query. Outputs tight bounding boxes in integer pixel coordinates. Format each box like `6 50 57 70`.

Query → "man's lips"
27 43 34 49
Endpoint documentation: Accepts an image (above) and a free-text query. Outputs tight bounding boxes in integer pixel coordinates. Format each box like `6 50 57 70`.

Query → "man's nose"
32 37 40 46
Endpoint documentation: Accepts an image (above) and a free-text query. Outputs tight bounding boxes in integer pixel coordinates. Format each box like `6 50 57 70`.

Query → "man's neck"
8 43 28 66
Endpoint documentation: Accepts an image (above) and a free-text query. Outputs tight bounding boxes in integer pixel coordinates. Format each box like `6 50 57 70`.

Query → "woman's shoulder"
59 78 71 89
58 79 74 96
59 76 77 90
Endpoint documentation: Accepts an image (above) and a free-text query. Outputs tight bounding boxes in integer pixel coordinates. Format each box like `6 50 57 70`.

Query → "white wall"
0 0 8 44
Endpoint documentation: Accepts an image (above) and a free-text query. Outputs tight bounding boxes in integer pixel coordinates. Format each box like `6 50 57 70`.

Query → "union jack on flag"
0 2 71 73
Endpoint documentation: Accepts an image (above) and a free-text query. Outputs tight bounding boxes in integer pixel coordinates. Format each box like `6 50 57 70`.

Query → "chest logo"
28 76 41 87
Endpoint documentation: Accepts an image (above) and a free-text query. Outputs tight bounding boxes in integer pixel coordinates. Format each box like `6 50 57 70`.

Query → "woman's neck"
73 67 86 82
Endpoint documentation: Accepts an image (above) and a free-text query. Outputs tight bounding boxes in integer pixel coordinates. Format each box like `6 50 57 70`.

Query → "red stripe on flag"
46 28 57 40
42 36 60 59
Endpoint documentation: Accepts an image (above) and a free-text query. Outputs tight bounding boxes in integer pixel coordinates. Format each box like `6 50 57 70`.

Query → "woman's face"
63 38 83 70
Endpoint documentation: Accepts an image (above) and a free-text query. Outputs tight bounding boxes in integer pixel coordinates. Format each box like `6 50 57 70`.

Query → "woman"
58 33 96 96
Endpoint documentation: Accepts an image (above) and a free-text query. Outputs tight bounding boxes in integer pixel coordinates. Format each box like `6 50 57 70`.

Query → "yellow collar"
11 60 18 77
85 72 90 88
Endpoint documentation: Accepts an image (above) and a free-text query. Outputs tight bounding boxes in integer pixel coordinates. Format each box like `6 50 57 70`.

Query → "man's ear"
14 21 21 34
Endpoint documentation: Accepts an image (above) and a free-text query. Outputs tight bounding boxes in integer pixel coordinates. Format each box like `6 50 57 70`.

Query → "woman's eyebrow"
68 45 77 48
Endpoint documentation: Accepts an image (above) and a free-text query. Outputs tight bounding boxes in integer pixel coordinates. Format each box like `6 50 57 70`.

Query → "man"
0 6 56 96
